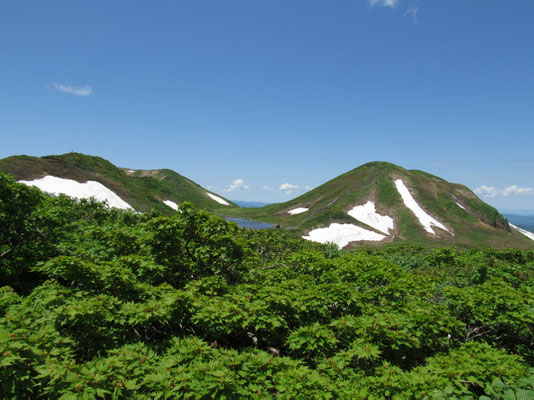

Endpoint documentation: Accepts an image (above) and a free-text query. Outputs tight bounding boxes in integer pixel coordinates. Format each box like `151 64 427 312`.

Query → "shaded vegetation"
1 171 534 398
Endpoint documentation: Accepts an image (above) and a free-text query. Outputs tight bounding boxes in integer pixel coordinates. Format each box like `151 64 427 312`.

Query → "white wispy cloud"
263 185 274 191
475 185 499 197
225 179 249 192
280 183 299 191
475 185 534 198
503 185 533 196
279 183 310 196
369 0 400 8
50 82 93 96
403 6 418 22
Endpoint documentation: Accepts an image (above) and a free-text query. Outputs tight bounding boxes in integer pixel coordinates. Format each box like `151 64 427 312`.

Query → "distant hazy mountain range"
1 153 533 250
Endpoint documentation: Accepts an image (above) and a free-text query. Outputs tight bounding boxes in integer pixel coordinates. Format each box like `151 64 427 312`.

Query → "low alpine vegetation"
1 172 533 398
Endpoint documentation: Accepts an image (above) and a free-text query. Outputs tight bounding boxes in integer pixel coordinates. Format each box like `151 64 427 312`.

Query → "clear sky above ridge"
1 0 533 209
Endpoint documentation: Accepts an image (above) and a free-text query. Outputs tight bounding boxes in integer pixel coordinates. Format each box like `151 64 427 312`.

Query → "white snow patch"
206 192 230 206
456 202 466 210
510 223 534 241
288 207 309 215
163 200 179 211
303 223 386 249
19 175 133 210
347 201 394 234
394 179 451 235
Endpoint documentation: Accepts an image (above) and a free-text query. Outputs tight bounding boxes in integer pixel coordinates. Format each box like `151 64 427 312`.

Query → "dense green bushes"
1 172 534 398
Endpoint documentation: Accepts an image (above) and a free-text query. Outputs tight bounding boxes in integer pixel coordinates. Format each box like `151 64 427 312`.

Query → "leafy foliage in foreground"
1 172 534 398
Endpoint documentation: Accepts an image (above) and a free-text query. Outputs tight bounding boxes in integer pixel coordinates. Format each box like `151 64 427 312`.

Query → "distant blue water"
225 217 275 229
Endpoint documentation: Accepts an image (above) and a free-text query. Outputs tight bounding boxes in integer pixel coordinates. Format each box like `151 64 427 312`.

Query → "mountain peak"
0 153 235 214
1 153 531 249
227 161 531 250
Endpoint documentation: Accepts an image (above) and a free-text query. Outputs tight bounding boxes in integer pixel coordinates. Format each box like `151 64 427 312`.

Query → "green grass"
2 154 532 250
220 162 534 249
376 175 400 207
0 153 238 215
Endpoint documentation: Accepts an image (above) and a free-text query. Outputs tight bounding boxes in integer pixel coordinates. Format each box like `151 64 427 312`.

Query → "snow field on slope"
456 202 466 210
288 207 309 215
510 223 534 241
206 192 230 206
19 175 133 210
163 200 179 211
394 179 450 235
347 201 394 234
302 223 386 249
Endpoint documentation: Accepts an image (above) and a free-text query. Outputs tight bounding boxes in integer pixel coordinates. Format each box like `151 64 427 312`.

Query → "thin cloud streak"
280 183 299 191
403 6 418 22
50 82 93 96
369 0 400 8
475 185 534 198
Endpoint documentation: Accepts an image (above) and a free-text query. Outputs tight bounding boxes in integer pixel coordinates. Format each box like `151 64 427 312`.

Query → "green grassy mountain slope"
0 153 236 214
229 162 533 249
1 154 531 249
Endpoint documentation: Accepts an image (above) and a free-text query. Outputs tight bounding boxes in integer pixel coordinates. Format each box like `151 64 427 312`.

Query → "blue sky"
1 1 534 209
